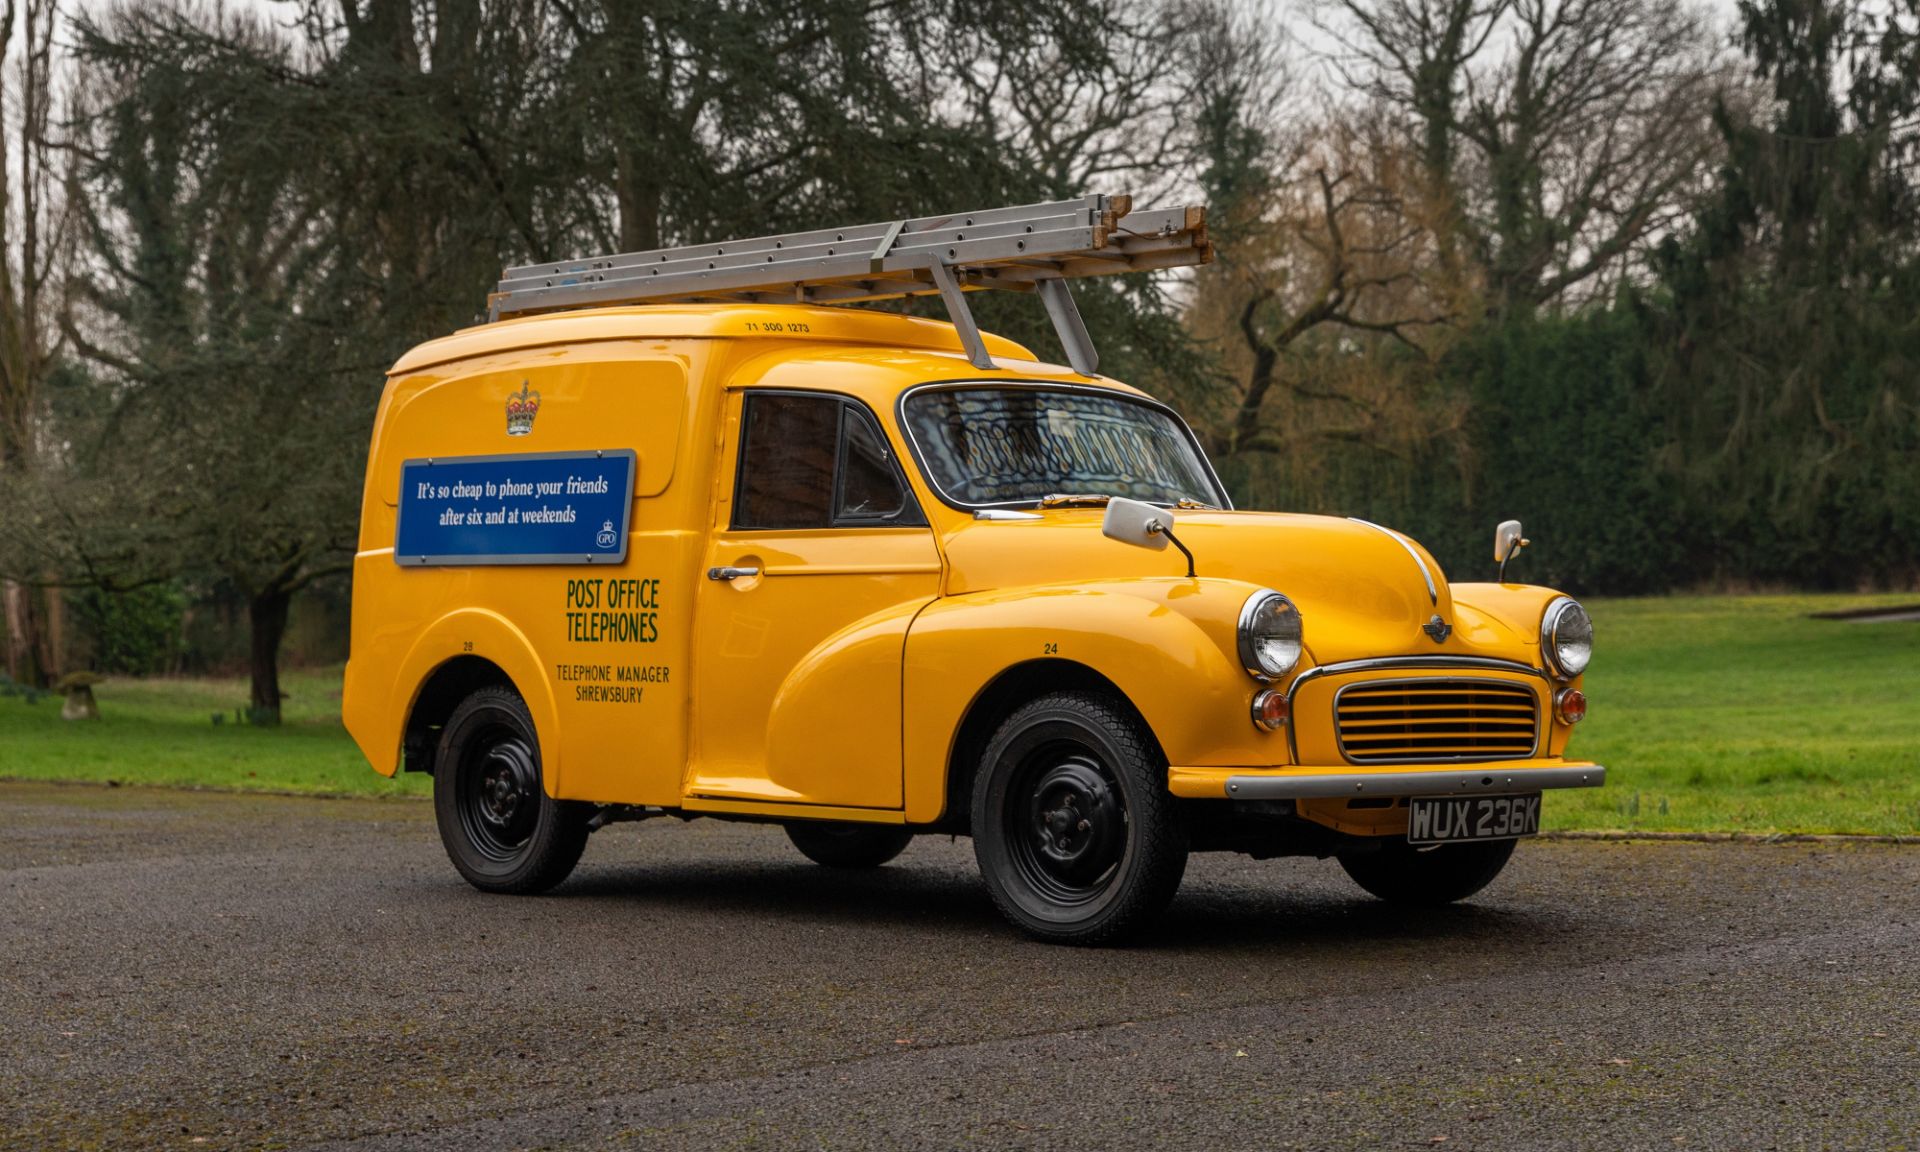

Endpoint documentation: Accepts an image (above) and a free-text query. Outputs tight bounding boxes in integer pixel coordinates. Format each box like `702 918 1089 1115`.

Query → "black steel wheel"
433 685 590 894
1337 836 1516 905
785 822 914 869
972 691 1187 945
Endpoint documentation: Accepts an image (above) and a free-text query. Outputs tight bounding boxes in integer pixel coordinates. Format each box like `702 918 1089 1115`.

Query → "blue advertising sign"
394 450 636 566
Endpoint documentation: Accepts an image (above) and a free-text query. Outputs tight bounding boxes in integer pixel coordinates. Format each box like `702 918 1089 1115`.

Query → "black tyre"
432 685 590 894
971 691 1188 945
785 822 914 869
1337 837 1516 905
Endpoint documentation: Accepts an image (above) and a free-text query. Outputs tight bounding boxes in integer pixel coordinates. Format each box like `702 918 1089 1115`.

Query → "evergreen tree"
1649 0 1920 586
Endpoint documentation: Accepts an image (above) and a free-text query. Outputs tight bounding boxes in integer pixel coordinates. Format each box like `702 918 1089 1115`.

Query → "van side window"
733 393 925 530
836 407 909 523
735 393 839 529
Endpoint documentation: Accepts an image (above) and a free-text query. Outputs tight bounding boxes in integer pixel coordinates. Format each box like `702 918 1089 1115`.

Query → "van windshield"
901 387 1226 509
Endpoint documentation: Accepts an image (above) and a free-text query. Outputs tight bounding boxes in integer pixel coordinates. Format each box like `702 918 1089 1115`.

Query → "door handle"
707 565 760 582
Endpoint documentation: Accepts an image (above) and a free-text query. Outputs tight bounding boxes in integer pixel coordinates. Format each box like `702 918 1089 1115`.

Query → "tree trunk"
248 588 291 726
2 579 44 686
37 583 61 683
615 141 662 252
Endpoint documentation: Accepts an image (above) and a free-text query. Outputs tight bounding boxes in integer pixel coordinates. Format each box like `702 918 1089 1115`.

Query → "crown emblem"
595 520 617 549
505 381 541 436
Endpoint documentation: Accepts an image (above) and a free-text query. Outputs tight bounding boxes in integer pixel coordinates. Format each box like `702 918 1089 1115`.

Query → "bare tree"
1165 3 1454 465
0 0 71 686
1190 114 1459 462
532 0 1201 263
1326 0 1723 315
946 0 1194 202
58 6 371 722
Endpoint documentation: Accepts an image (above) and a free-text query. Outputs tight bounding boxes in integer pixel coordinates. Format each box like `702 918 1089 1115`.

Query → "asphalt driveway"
1 781 1915 1150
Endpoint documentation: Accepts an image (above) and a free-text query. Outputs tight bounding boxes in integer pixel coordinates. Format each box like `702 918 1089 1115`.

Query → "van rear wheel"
972 691 1188 945
785 822 914 868
433 685 590 894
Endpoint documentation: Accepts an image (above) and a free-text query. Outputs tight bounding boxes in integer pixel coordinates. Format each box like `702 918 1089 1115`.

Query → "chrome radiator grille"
1334 679 1539 764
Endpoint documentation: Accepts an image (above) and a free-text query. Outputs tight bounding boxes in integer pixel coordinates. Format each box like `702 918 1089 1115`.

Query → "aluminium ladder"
485 194 1211 376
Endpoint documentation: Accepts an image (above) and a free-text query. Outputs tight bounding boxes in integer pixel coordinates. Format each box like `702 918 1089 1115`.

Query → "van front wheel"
433 686 590 894
972 691 1188 945
1337 837 1515 905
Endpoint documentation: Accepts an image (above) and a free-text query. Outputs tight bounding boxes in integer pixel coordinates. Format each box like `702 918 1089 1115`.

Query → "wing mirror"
1102 497 1170 551
1494 519 1529 581
1103 497 1195 577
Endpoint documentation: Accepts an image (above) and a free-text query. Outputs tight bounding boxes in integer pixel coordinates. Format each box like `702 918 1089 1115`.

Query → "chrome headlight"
1238 590 1303 679
1541 597 1593 679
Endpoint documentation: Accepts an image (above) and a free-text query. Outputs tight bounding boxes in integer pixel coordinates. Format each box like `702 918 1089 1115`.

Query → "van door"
689 390 942 810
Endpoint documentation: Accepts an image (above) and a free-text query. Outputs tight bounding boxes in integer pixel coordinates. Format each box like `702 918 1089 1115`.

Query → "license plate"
1408 794 1541 845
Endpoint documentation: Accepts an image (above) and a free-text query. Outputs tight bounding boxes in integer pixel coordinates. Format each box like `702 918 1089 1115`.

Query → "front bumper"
1168 761 1606 800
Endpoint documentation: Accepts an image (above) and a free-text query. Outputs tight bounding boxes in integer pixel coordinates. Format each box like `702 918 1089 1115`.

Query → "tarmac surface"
1 779 1916 1151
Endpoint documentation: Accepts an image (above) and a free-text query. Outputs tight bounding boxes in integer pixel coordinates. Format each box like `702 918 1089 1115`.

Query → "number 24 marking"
1043 642 1059 655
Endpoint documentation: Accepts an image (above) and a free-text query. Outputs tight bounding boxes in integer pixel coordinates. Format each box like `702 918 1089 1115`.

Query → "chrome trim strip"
1284 656 1546 704
1224 764 1606 800
1347 517 1438 605
1332 676 1542 764
1280 656 1547 763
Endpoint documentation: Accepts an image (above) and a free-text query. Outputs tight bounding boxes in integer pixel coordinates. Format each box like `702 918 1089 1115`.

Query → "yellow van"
343 197 1602 943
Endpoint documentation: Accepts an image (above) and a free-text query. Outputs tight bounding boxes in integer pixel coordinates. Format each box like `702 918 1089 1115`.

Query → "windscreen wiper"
1038 493 1114 508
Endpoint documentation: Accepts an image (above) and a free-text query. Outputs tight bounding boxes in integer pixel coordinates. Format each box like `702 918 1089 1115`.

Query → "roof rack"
486 194 1211 375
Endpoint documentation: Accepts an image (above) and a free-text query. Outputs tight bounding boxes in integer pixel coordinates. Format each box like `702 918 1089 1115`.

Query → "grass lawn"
0 666 428 799
1 592 1916 832
1552 592 1920 835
